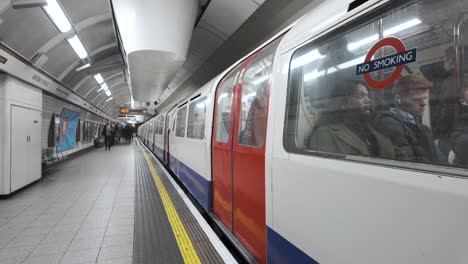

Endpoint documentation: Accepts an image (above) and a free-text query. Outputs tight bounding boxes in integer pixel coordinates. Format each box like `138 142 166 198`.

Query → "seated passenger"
308 80 394 158
372 74 443 163
450 87 468 166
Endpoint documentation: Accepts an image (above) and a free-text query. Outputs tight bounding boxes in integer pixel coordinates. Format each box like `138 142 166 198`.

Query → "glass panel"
215 70 238 142
238 43 278 146
187 97 208 140
176 107 187 137
286 0 468 169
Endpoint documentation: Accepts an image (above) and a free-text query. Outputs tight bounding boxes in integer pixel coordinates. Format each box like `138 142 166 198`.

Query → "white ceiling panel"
60 0 111 24
0 6 57 58
78 20 115 53
189 25 225 60
201 0 261 37
41 41 77 77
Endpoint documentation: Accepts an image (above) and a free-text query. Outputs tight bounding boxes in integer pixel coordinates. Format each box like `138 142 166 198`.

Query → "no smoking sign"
356 37 417 89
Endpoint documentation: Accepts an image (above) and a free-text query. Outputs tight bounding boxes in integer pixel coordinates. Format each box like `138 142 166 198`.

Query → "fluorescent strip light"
348 34 379 51
253 75 269 85
384 18 421 36
105 90 111 96
101 83 108 91
291 49 324 69
348 18 422 51
44 0 71 33
131 96 135 109
94 73 104 84
67 35 88 59
106 97 113 102
304 56 366 82
76 63 91 71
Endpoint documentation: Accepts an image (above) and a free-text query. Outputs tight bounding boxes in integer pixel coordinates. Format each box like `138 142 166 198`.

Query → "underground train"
139 0 468 263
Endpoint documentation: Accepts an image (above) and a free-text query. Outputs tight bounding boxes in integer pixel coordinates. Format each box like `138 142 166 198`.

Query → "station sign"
119 107 146 115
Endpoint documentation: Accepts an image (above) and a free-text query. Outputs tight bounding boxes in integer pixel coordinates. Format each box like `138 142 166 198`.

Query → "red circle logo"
363 37 406 89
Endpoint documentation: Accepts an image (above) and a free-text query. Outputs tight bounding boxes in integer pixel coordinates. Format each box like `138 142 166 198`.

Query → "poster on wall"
58 108 80 151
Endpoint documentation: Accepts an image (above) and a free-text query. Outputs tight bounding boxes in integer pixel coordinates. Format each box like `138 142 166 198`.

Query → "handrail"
453 13 468 126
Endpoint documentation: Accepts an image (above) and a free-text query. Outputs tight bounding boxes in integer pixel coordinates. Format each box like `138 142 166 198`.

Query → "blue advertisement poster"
58 108 80 151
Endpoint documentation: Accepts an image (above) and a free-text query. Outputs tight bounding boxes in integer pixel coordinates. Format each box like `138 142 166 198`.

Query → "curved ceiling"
0 0 128 117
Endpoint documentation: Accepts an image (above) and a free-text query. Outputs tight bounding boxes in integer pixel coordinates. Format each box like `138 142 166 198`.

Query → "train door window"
238 43 279 146
187 97 208 140
176 107 187 137
285 0 468 170
214 71 238 142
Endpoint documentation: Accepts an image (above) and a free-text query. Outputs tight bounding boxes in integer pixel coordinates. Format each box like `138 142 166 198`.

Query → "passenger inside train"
288 0 468 169
372 74 443 163
308 80 395 158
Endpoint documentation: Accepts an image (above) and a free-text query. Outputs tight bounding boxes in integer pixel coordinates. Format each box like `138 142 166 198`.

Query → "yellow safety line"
136 140 201 264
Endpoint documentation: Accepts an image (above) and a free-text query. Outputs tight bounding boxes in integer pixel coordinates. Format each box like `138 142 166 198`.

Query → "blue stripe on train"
267 226 319 264
166 154 210 211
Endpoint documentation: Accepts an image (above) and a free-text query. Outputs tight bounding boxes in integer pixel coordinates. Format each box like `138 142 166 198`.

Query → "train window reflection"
187 97 207 140
214 70 238 143
176 106 187 138
286 0 468 170
238 43 277 147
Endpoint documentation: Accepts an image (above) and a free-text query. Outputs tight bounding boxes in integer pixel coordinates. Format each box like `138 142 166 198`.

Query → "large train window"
215 71 238 143
187 97 207 140
238 43 278 146
285 0 468 170
176 107 187 138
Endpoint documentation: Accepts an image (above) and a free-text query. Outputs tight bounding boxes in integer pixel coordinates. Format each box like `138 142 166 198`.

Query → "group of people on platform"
306 47 468 167
101 121 135 151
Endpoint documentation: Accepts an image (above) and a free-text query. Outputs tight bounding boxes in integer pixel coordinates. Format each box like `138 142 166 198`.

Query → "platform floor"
0 142 234 264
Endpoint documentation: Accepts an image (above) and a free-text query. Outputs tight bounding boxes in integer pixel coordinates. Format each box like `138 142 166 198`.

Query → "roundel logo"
356 37 417 89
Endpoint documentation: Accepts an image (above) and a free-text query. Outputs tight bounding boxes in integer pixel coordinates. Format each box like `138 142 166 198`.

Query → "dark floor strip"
133 145 184 264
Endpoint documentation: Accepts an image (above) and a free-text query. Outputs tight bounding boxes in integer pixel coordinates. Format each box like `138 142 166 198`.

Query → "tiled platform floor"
0 143 135 264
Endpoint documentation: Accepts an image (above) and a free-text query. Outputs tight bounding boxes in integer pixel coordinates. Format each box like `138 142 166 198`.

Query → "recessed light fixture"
76 63 91 71
44 0 71 33
94 73 104 84
106 96 113 102
67 35 88 59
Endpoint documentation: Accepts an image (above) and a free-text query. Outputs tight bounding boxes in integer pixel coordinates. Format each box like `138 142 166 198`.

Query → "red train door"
211 65 243 231
232 41 279 263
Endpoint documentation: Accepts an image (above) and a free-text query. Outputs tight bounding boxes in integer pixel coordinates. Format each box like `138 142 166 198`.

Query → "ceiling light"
348 34 379 51
105 90 111 97
67 35 88 59
94 73 104 84
348 18 422 51
97 83 108 92
131 96 135 109
384 18 422 36
304 56 366 82
291 49 324 69
76 63 91 71
44 0 71 33
253 75 269 85
106 97 113 102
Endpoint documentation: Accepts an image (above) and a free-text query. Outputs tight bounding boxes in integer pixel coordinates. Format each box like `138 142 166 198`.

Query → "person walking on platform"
102 121 113 151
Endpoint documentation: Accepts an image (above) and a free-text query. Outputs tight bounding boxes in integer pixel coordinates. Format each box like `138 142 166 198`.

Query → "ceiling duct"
112 0 198 101
11 0 47 9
